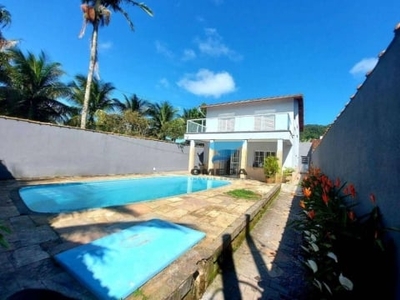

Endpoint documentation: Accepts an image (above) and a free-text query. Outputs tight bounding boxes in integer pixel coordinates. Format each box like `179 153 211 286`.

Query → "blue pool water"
55 219 205 299
18 176 231 213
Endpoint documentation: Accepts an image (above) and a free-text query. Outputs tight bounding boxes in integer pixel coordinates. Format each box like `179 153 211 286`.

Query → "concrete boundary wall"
311 26 400 297
0 117 191 180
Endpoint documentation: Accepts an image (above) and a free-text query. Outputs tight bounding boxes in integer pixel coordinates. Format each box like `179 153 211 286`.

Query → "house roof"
201 94 304 131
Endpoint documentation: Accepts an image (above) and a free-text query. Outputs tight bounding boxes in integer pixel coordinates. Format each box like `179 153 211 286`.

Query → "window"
253 151 276 167
254 115 275 131
217 113 235 132
218 117 235 132
230 150 240 174
301 156 309 164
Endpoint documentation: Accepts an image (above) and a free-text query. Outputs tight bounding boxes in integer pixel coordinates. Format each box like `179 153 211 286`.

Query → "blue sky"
2 0 399 125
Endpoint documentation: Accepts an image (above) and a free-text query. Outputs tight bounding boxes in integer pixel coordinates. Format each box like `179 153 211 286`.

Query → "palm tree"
68 74 120 129
146 101 178 139
115 93 150 115
180 107 205 122
78 0 153 129
0 5 16 88
0 5 17 50
0 48 71 123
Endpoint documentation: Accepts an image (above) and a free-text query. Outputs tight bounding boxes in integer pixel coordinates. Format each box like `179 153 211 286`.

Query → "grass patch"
131 289 149 300
226 189 260 200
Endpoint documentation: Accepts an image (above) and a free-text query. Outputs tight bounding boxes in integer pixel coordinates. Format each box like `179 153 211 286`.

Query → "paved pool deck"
0 172 307 299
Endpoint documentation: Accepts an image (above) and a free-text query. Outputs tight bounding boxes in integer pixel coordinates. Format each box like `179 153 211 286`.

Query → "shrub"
291 167 397 298
263 156 280 178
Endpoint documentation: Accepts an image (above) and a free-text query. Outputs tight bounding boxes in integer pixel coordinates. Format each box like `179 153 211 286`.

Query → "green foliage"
1 48 71 123
180 107 204 121
263 156 280 178
131 288 149 300
283 167 295 176
291 168 396 298
226 189 260 200
300 124 329 142
0 223 11 248
146 101 178 139
0 5 12 29
116 94 150 115
68 74 120 129
162 118 185 141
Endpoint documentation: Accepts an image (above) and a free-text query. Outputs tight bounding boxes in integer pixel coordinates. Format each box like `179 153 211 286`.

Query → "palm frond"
0 6 12 29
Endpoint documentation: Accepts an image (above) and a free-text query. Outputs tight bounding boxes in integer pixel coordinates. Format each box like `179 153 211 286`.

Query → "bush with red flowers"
292 167 395 298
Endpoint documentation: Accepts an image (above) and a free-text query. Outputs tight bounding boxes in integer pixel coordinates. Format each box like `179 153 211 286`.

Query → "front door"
230 150 240 175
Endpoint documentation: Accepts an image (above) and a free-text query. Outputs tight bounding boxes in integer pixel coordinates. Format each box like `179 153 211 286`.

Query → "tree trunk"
80 0 100 129
80 22 98 129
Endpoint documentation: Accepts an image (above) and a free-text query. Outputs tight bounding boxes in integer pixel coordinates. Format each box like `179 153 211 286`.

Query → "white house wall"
247 141 294 169
206 99 294 117
206 99 297 133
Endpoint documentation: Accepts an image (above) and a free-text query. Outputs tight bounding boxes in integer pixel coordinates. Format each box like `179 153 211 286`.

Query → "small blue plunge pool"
18 176 231 213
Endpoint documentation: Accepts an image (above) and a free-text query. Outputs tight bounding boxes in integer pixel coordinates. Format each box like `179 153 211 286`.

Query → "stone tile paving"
0 173 276 299
200 180 314 300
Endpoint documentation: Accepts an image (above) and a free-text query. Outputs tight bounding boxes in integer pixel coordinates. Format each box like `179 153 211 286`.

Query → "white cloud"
158 78 170 88
155 41 174 59
349 57 378 76
182 49 196 61
196 16 205 23
196 28 242 61
99 41 112 51
177 69 236 98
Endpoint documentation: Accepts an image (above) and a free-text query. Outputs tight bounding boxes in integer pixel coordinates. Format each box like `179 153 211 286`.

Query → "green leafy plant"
291 167 397 298
283 167 295 176
263 156 280 178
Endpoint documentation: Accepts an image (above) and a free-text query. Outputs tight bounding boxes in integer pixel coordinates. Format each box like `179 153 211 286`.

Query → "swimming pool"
18 176 231 213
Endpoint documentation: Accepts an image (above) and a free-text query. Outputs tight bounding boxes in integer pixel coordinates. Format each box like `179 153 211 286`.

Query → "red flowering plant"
291 167 393 298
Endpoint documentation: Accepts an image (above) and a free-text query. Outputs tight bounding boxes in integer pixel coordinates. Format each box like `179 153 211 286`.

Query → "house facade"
184 94 304 181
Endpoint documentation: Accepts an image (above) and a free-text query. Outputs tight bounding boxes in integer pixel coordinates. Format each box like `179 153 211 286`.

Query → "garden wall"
0 116 192 180
311 25 400 298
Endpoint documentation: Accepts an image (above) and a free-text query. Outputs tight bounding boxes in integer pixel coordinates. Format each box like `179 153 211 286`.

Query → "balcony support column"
277 139 283 176
188 140 196 172
240 140 248 179
208 140 215 173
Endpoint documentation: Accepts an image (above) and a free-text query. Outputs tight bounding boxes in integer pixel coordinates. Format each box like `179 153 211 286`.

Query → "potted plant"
282 167 295 183
263 156 280 183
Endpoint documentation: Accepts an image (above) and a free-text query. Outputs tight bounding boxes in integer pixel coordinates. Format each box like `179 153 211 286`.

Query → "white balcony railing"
186 113 292 134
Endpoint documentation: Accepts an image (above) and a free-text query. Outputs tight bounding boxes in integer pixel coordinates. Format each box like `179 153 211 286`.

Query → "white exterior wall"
205 99 296 133
206 99 293 117
292 101 301 170
185 96 302 178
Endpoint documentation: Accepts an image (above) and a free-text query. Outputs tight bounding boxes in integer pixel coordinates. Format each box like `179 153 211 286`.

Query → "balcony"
186 113 292 134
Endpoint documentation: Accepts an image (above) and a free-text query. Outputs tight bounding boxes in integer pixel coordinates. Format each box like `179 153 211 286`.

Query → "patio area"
0 172 280 299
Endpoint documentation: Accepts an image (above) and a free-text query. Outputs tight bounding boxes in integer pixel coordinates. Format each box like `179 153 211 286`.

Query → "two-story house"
184 94 304 182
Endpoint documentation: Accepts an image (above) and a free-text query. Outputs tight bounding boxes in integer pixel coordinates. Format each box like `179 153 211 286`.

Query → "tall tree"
68 74 120 129
146 101 178 139
180 107 205 122
115 93 150 115
0 5 17 50
78 0 153 129
300 124 329 141
0 5 16 87
0 48 70 123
